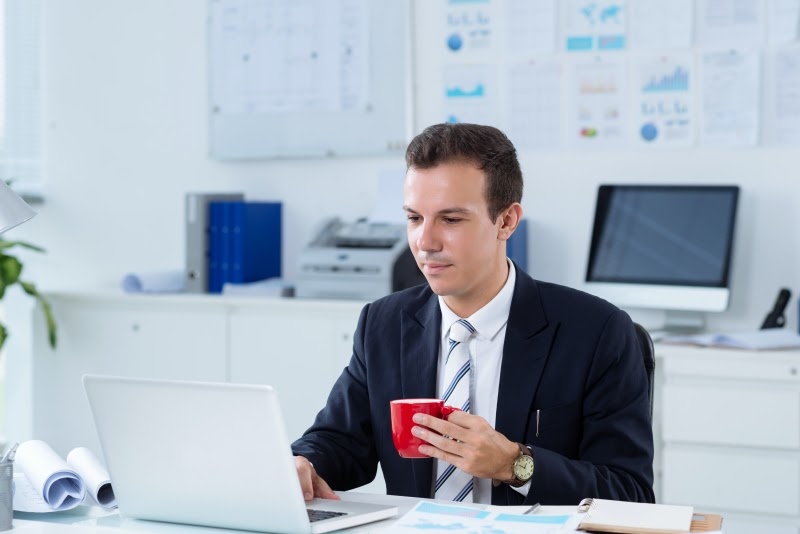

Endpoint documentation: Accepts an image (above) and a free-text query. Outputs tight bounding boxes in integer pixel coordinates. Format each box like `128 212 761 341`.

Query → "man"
292 123 654 506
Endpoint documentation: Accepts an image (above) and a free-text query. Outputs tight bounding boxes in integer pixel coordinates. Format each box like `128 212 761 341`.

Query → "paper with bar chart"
442 64 499 126
566 57 627 147
634 54 695 148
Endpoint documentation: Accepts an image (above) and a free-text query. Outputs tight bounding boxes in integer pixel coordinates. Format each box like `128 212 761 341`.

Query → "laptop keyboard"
307 509 349 523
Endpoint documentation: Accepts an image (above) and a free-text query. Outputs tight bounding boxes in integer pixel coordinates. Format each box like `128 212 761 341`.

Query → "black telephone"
761 288 792 329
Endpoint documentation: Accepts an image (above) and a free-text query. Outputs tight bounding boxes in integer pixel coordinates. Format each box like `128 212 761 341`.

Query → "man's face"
403 160 506 311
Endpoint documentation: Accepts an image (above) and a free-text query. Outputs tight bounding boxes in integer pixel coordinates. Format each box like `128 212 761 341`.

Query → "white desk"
11 493 576 533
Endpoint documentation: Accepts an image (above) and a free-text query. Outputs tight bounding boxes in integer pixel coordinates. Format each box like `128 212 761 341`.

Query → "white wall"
8 0 800 342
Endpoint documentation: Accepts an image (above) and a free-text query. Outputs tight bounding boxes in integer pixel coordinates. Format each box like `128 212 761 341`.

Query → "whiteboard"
208 0 410 159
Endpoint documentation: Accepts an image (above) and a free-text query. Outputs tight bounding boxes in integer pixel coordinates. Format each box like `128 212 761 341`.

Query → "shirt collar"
438 260 516 341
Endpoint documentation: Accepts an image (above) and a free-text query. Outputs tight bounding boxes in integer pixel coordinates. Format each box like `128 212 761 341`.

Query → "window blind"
1 0 42 194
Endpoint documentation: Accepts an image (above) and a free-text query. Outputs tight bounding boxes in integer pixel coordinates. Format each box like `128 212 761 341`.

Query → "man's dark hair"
405 123 523 222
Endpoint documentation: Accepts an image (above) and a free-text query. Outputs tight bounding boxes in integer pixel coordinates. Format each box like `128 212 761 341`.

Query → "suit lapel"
400 291 441 497
495 270 557 444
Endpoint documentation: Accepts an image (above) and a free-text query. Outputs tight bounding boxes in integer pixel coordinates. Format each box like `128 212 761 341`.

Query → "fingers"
295 456 340 501
418 439 460 466
412 412 481 441
313 475 340 500
294 456 316 501
446 410 482 429
411 412 514 478
413 424 464 455
411 412 470 462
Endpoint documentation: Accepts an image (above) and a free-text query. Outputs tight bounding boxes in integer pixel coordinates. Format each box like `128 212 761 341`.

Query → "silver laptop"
82 375 397 533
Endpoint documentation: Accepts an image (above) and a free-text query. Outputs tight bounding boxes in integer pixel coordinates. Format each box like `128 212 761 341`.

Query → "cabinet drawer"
663 446 800 516
663 384 800 448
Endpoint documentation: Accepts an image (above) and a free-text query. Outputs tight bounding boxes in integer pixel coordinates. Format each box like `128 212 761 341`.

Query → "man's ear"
497 203 523 242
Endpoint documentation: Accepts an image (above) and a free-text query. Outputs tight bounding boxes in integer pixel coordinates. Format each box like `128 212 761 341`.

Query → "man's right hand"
294 456 340 501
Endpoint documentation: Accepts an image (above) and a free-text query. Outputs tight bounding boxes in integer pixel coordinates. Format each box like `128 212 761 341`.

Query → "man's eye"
407 215 421 222
443 218 461 224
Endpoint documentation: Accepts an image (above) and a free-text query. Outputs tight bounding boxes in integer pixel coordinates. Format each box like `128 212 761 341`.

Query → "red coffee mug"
390 398 459 459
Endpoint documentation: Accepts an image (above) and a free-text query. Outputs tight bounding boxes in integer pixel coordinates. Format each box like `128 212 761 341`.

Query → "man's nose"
416 221 442 252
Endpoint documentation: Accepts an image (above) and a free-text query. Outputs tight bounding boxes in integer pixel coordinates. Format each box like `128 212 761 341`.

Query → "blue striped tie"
434 319 475 502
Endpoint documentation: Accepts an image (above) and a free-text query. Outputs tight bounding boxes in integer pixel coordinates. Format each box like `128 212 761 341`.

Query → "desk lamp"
0 179 35 233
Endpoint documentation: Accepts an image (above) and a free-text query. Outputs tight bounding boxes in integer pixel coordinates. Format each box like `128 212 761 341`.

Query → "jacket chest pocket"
526 401 581 457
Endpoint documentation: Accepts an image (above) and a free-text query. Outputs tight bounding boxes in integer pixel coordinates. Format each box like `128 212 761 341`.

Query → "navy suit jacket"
292 267 655 505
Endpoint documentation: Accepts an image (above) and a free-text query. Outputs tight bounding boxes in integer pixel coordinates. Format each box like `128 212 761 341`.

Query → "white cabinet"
658 345 800 533
228 301 362 443
18 293 376 481
28 294 228 459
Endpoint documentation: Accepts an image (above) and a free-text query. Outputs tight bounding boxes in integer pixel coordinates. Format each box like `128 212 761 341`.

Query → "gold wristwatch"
493 443 534 487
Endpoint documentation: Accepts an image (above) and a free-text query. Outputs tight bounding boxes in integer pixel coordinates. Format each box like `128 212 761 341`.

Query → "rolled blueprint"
67 447 116 508
14 440 85 512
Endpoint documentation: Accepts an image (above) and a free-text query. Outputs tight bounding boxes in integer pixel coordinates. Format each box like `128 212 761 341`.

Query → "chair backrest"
633 322 655 423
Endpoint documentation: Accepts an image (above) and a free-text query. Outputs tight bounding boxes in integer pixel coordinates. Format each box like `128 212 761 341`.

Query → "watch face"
513 454 534 481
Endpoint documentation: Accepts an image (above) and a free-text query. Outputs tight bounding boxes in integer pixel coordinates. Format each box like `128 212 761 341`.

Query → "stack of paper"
662 329 800 350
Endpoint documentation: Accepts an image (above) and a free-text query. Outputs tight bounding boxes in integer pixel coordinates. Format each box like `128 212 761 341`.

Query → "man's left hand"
411 411 519 480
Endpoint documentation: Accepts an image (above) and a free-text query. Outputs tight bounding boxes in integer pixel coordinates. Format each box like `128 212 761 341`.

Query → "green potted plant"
0 238 56 350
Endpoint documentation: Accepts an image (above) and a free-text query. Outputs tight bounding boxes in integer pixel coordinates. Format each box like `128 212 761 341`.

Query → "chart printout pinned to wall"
767 44 800 145
503 0 556 57
442 63 499 127
566 57 627 147
505 59 562 149
700 49 761 146
697 0 766 49
208 0 409 159
633 54 695 148
563 0 627 52
768 0 800 45
628 0 693 50
443 0 498 60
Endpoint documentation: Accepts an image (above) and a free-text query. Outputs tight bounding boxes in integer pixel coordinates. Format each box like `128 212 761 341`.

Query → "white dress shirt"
435 260 530 504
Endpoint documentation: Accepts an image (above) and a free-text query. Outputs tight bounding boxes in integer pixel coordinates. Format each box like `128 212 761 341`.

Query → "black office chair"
633 322 655 423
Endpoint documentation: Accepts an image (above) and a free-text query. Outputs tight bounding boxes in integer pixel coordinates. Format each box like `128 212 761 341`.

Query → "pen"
0 442 18 463
525 503 542 515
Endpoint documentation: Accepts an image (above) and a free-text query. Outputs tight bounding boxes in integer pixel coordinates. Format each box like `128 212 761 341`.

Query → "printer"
296 217 427 301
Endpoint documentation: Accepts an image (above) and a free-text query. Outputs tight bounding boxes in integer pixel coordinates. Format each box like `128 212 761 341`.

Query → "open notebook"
576 498 721 534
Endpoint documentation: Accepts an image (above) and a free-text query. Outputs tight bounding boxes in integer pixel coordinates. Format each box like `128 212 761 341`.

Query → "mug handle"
440 405 461 418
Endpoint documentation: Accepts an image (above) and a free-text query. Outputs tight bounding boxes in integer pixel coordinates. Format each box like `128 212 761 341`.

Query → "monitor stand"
649 311 706 342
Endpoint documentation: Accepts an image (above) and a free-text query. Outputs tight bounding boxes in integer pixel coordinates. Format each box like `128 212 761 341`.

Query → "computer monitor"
585 184 740 332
